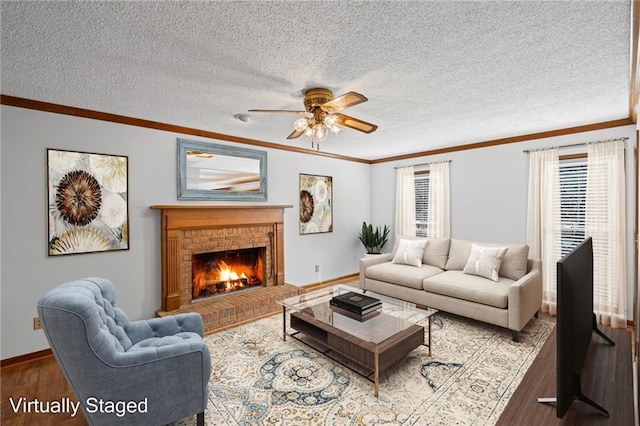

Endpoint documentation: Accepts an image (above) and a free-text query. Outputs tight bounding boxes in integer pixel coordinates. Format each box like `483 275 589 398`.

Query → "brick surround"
151 205 292 317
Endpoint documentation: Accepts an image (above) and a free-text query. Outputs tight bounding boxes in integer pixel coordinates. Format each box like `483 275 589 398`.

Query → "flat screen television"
538 237 615 418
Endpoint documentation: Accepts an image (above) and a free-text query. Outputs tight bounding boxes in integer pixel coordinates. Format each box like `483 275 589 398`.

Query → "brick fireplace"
150 205 292 313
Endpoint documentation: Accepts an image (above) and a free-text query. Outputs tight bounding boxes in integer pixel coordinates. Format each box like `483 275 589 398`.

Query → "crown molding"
1 94 633 165
371 118 634 164
0 95 370 164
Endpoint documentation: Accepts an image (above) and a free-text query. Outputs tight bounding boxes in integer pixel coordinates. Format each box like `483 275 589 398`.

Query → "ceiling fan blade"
336 113 378 134
287 128 304 139
248 109 307 114
322 92 368 112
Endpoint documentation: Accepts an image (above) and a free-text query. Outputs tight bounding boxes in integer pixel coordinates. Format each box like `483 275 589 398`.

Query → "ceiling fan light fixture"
304 126 314 138
293 117 309 132
312 124 328 143
298 112 339 149
323 114 338 127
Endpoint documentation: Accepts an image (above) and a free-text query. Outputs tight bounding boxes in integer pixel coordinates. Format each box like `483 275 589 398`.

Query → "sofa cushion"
423 270 513 308
445 239 474 271
498 244 529 280
423 237 451 269
445 239 529 280
392 238 428 267
463 244 508 282
390 235 451 268
367 262 444 290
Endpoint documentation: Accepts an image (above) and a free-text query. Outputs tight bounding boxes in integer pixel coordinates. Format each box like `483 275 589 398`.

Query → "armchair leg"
197 411 205 426
511 330 520 342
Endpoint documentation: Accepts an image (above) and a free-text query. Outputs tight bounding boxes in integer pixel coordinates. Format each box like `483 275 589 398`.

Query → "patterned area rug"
178 311 553 425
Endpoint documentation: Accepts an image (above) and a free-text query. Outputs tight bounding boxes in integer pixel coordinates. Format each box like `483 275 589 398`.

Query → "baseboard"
1 348 53 368
302 273 359 291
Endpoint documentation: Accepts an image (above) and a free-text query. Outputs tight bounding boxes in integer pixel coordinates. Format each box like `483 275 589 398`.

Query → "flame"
193 267 207 298
217 261 247 282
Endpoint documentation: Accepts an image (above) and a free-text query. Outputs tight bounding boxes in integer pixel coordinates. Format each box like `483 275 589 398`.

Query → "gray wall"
0 105 371 359
371 125 637 319
1 105 636 360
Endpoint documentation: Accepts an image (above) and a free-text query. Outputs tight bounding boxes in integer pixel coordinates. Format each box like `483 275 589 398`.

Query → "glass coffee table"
279 285 437 397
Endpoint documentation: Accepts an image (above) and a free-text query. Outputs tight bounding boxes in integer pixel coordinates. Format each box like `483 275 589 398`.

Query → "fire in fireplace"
192 247 265 300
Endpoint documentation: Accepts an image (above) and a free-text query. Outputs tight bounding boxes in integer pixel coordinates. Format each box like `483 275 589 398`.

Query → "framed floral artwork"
299 173 332 234
47 149 129 256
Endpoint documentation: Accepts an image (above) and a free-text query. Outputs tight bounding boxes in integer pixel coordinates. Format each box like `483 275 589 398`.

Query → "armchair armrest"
83 343 211 424
508 259 543 332
359 253 393 289
113 335 210 367
126 313 204 344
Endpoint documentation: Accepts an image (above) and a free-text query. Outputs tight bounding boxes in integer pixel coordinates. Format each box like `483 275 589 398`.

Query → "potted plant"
358 222 391 254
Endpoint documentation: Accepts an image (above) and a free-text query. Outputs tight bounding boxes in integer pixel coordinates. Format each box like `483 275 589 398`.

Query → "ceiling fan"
249 88 378 150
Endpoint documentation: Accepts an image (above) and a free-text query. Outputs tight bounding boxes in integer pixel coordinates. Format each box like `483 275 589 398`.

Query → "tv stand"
537 374 609 417
592 313 615 346
570 375 609 417
537 313 615 418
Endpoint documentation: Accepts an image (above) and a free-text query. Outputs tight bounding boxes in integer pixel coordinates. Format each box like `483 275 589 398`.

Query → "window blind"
414 172 429 237
559 158 587 256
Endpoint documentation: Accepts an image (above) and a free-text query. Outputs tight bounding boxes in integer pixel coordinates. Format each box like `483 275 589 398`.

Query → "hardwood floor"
497 325 635 425
1 355 85 425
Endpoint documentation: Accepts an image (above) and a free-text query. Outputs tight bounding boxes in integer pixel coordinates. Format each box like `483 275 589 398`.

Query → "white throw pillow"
463 244 508 281
392 239 428 268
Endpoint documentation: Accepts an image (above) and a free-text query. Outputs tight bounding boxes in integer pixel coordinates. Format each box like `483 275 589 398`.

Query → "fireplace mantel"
151 205 292 311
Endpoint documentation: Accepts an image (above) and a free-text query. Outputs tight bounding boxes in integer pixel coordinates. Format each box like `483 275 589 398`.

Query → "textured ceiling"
0 1 633 161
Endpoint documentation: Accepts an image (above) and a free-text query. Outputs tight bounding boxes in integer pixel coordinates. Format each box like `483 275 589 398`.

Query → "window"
414 171 429 237
559 156 587 256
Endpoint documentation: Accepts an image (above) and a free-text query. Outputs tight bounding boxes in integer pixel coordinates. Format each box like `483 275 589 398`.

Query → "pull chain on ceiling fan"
249 88 377 151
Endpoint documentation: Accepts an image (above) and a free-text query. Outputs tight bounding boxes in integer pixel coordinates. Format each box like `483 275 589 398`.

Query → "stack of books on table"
330 291 382 321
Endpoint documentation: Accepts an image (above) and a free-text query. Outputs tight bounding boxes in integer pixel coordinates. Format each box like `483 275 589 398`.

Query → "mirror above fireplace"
177 138 267 201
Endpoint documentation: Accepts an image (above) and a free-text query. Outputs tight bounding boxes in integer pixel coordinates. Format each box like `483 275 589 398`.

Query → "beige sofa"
359 237 542 341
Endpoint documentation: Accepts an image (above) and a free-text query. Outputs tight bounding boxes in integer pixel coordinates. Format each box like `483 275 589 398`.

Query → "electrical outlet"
33 317 42 330
315 264 320 273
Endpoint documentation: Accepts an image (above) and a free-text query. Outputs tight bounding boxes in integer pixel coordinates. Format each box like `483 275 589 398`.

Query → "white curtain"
427 161 451 238
526 148 561 314
586 140 627 328
395 166 416 236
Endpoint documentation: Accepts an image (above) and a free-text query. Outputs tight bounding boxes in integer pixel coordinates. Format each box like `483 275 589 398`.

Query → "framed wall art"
47 149 129 256
299 173 333 234
177 138 267 201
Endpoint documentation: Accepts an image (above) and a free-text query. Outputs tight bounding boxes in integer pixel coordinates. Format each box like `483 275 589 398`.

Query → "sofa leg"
511 330 520 343
197 411 205 426
534 311 539 319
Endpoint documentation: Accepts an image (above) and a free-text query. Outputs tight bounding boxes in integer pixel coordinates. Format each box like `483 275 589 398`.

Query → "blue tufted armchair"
37 277 211 425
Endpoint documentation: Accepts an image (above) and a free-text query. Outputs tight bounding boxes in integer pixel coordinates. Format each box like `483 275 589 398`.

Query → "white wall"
371 125 637 321
0 105 371 359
